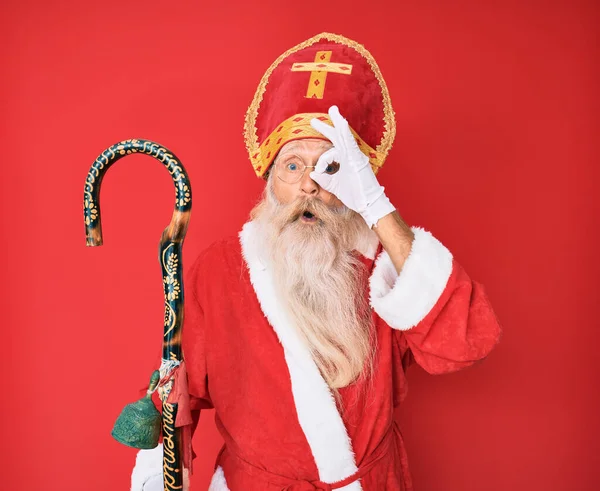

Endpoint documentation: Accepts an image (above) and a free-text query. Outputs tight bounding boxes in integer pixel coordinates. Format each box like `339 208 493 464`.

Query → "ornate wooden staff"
83 139 192 490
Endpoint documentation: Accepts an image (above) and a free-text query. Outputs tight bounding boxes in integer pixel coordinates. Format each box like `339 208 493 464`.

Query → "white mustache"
283 197 346 224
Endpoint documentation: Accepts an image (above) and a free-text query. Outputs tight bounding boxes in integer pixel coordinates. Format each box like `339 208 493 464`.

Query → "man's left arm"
368 218 502 374
371 210 414 274
311 106 502 374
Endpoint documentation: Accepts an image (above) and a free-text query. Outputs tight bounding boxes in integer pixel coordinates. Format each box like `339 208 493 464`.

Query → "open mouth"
300 210 317 223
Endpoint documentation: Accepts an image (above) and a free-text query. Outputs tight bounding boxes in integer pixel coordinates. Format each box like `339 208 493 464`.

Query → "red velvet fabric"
178 234 501 490
255 37 386 152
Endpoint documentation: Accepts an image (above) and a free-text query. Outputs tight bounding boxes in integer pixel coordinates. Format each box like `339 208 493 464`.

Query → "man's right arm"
130 252 213 490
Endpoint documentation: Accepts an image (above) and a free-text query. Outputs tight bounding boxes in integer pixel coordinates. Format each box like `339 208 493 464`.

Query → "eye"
286 162 299 172
325 162 340 174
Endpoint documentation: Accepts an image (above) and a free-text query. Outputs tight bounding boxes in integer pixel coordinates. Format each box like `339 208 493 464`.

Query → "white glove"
130 444 190 491
131 444 163 491
310 105 396 228
140 475 163 491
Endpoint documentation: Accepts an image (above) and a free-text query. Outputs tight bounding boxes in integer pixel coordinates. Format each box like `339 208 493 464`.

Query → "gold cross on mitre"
291 51 353 99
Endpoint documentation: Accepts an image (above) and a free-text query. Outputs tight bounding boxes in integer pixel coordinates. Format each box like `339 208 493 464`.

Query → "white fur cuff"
208 466 231 490
369 226 453 330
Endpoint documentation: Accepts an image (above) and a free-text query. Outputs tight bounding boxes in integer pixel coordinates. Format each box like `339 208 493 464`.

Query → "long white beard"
250 178 377 390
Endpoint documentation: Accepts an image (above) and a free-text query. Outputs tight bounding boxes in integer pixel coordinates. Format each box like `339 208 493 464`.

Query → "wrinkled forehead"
276 138 333 161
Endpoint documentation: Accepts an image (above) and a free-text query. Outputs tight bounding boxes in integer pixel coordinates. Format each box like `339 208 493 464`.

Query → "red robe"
134 222 501 491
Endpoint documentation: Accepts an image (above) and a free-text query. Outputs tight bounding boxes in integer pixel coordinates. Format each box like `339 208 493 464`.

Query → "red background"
1 1 598 490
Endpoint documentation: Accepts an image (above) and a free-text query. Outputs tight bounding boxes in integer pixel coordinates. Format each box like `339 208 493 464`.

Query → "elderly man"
131 33 501 491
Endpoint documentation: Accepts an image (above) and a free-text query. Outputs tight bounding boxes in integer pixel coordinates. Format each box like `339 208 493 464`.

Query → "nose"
300 168 319 196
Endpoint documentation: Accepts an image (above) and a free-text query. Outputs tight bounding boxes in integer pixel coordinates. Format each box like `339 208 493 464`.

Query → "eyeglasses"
275 158 340 184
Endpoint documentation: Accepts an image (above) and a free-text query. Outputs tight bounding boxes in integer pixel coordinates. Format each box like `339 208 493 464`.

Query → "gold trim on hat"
254 113 384 177
244 32 396 179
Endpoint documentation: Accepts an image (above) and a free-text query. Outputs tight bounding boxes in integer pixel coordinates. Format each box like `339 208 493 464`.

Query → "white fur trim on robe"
240 221 362 491
209 466 231 490
369 226 454 330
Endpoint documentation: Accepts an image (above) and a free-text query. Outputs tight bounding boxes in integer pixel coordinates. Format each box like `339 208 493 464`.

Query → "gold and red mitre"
244 32 396 178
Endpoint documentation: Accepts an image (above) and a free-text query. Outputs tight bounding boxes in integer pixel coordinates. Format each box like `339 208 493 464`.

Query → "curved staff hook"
83 138 192 491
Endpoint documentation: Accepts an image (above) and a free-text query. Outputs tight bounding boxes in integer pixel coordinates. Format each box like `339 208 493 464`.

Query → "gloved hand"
131 444 163 491
130 444 190 491
140 474 163 491
310 105 396 228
